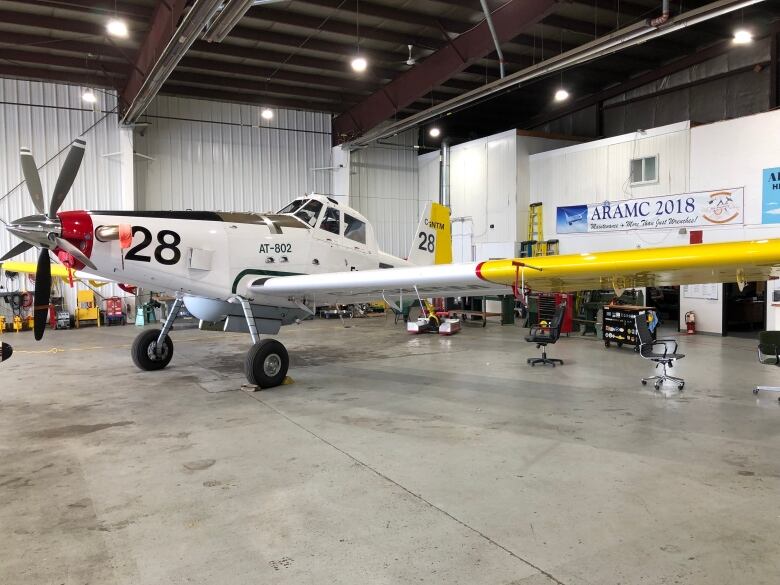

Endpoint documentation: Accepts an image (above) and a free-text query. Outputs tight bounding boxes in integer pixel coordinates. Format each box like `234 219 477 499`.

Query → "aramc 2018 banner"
555 188 744 234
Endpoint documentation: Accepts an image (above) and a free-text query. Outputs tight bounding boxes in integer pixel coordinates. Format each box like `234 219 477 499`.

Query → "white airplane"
4 139 780 387
563 209 587 225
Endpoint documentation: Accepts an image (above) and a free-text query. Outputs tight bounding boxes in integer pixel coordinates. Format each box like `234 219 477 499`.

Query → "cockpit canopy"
278 195 372 247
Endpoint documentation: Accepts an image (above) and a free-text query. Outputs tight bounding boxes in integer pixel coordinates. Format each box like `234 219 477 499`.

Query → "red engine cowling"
56 211 94 270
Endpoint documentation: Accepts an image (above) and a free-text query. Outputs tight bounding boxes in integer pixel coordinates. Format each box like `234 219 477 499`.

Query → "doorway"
647 286 680 332
723 281 766 338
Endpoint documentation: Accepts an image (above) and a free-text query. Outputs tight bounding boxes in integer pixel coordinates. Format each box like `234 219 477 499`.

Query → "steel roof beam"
160 84 345 112
0 64 120 90
332 0 557 142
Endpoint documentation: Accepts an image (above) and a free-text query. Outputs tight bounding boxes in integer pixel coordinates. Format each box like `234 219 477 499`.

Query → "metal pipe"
650 0 671 27
479 0 505 79
203 0 254 43
439 138 451 207
122 0 224 125
345 0 765 148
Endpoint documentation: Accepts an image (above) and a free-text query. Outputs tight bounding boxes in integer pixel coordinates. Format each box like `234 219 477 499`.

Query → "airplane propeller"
0 138 95 341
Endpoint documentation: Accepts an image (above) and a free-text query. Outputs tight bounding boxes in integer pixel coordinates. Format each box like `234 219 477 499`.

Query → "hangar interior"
1 1 780 584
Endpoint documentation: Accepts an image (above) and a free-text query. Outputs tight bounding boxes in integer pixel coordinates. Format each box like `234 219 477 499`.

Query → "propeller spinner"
0 138 95 341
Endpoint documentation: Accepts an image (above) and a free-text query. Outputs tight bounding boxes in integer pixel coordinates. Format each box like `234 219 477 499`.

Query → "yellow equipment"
75 290 101 328
527 202 544 256
525 203 559 257
12 315 22 333
0 315 5 333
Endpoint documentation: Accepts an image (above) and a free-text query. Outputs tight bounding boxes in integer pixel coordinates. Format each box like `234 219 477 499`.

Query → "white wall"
0 78 125 315
135 95 332 213
418 130 577 262
349 130 421 258
530 121 692 252
528 110 780 334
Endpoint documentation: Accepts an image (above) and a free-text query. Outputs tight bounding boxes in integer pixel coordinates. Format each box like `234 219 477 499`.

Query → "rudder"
408 202 452 266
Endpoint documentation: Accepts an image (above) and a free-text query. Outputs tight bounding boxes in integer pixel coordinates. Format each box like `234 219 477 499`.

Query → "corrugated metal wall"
135 96 332 213
350 129 421 258
0 77 124 315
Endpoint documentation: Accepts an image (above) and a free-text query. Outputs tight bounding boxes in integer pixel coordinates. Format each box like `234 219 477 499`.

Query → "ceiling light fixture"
350 0 368 73
261 108 274 120
106 18 129 38
428 127 441 138
82 89 97 104
732 29 753 44
554 88 570 102
351 56 367 72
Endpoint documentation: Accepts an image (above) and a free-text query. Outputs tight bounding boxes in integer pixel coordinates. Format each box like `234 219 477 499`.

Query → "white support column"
119 127 135 211
331 145 350 204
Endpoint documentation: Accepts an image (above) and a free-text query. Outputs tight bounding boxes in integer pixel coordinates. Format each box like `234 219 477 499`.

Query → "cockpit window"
320 207 340 235
294 199 323 227
344 214 366 244
278 199 306 214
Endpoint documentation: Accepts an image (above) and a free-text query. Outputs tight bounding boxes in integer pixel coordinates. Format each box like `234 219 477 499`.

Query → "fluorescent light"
261 108 274 120
82 90 97 104
554 88 570 102
351 56 367 72
106 19 129 38
428 127 441 138
733 29 752 44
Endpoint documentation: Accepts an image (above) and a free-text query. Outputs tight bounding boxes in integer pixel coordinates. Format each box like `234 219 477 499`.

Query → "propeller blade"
20 148 46 214
0 341 12 363
0 241 34 262
54 237 97 270
33 249 52 341
49 138 86 218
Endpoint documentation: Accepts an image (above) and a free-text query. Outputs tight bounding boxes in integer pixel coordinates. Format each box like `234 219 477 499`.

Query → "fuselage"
54 195 409 325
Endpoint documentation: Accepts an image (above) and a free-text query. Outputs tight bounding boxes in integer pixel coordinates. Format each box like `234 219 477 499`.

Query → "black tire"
641 380 647 386
131 329 174 371
245 339 289 388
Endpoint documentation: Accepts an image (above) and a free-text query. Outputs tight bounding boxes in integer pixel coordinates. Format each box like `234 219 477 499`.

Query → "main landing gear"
130 294 290 388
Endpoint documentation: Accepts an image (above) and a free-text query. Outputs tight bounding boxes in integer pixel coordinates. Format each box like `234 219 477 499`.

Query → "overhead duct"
203 0 254 43
203 0 284 42
439 138 451 208
345 0 766 148
479 0 505 79
122 0 224 125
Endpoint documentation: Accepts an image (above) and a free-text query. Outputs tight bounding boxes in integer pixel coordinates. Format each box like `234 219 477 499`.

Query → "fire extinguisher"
685 311 696 334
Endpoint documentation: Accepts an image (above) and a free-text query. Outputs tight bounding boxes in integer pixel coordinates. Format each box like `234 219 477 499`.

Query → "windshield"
278 199 306 214
294 199 323 227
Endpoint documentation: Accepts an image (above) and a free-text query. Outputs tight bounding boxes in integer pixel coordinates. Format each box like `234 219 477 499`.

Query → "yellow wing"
1 260 72 278
478 238 780 292
251 238 780 304
0 260 111 286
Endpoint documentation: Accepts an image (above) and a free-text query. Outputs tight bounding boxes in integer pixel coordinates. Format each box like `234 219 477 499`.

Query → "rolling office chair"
525 303 565 367
752 331 780 401
635 312 685 390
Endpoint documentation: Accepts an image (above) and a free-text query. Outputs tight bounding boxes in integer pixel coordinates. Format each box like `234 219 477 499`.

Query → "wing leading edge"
248 238 780 303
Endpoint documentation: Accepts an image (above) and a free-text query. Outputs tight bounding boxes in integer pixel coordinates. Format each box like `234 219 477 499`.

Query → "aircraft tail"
408 202 452 266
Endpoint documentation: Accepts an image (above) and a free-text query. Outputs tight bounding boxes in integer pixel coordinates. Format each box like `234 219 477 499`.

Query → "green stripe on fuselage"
231 268 304 294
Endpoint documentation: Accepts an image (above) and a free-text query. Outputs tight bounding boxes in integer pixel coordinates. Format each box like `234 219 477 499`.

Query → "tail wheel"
245 339 289 388
131 329 174 371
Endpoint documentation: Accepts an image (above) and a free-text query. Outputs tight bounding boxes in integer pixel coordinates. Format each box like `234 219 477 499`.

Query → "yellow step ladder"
527 202 545 256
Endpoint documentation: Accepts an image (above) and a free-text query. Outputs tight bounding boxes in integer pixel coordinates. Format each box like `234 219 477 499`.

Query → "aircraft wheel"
131 329 174 371
245 339 289 388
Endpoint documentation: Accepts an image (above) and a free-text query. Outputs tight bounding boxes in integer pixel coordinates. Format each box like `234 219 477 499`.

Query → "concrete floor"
1 316 779 585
